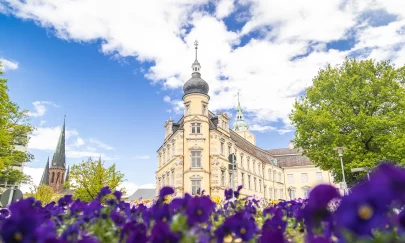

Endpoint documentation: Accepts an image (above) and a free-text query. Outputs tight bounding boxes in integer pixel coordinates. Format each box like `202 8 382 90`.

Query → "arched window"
51 172 55 183
57 172 61 183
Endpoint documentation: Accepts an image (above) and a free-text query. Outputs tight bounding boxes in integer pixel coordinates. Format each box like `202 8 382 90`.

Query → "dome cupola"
183 40 209 96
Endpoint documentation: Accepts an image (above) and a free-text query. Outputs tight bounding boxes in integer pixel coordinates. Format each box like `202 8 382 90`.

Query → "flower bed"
1 163 405 242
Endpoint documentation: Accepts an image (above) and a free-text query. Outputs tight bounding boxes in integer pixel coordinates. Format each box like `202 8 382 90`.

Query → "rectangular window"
254 177 257 191
221 171 225 186
248 175 251 189
274 189 278 199
191 123 201 134
241 173 245 187
303 188 309 198
301 173 308 183
291 189 296 199
269 170 272 181
171 171 174 186
259 179 262 192
269 188 273 199
316 172 323 182
278 173 281 183
287 174 294 183
240 155 244 168
221 143 224 155
191 180 201 195
185 104 190 115
280 189 284 199
191 151 201 167
202 104 207 115
167 146 170 159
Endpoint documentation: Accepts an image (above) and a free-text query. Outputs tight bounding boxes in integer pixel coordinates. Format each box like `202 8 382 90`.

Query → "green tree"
290 59 405 185
0 62 34 186
26 184 55 204
66 157 125 202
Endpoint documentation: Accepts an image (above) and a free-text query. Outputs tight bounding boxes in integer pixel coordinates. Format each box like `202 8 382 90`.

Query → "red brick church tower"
40 117 68 193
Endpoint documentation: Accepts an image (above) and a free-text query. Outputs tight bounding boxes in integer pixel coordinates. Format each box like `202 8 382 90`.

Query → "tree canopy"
66 157 125 202
26 184 55 205
290 59 405 185
0 62 34 187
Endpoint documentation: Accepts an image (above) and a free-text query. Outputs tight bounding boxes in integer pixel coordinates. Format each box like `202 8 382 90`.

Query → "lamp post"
333 147 348 195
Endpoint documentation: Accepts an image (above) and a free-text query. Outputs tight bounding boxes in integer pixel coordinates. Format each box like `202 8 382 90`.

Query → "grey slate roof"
51 118 66 169
267 148 313 167
230 130 277 166
40 157 50 185
128 188 156 201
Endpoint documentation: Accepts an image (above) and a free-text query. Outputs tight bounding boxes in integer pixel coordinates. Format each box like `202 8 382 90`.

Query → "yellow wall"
155 93 342 200
283 166 341 199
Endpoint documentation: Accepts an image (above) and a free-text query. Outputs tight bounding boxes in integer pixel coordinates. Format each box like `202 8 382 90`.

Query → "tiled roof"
267 148 313 167
128 188 156 201
230 130 277 167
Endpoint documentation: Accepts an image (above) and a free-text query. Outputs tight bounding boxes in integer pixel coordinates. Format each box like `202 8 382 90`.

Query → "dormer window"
191 123 201 134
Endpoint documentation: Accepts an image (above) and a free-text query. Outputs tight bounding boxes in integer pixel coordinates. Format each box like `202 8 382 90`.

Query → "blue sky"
1 0 404 194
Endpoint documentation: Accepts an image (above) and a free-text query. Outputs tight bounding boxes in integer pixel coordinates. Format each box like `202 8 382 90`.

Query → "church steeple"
40 157 50 185
51 116 66 169
233 92 249 132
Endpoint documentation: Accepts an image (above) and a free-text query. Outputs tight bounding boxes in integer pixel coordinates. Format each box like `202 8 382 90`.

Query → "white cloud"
73 137 85 147
20 167 44 193
0 58 19 71
3 0 405 131
118 181 139 197
27 101 59 117
29 126 78 151
89 138 114 150
134 155 151 160
39 120 47 126
29 125 117 160
250 124 276 133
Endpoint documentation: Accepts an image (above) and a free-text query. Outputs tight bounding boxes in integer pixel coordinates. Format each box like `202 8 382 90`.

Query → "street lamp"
351 167 370 181
333 146 348 195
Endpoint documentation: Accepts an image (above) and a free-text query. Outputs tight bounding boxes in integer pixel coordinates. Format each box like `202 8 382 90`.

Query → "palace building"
39 117 70 194
155 42 340 200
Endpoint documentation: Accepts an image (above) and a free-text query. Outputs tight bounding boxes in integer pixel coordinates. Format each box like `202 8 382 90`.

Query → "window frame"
191 123 201 134
191 179 202 195
191 150 202 168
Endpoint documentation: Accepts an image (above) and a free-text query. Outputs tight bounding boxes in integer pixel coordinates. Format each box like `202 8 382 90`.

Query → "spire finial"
194 40 199 61
191 40 201 73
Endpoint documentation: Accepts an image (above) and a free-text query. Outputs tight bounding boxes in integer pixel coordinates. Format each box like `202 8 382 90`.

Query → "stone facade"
156 44 341 200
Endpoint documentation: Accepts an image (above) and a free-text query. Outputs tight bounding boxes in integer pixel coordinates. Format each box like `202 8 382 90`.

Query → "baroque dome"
183 72 209 96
